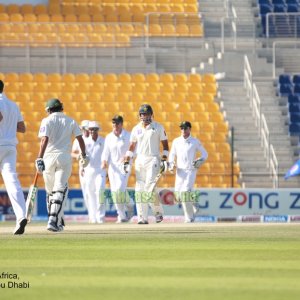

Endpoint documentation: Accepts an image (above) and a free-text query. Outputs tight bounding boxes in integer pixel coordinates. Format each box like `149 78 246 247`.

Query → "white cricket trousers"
43 152 72 194
175 168 197 222
0 146 26 223
84 167 106 223
108 163 129 221
135 155 163 222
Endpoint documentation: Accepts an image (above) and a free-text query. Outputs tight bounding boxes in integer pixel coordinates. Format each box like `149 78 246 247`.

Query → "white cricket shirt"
102 129 130 164
169 134 208 169
0 93 23 146
38 112 81 154
130 121 167 156
85 135 105 169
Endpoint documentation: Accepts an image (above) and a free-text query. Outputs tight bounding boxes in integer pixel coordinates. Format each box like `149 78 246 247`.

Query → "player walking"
123 104 169 224
71 120 90 214
84 121 106 223
169 121 208 223
101 115 131 223
36 99 88 232
0 80 27 235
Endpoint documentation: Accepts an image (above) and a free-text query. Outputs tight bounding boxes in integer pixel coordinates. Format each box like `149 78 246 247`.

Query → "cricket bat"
25 172 39 223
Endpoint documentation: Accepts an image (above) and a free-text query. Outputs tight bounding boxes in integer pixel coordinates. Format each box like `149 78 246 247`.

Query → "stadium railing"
244 55 279 187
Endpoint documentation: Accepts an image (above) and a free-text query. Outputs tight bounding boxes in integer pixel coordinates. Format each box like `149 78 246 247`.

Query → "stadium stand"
0 71 240 189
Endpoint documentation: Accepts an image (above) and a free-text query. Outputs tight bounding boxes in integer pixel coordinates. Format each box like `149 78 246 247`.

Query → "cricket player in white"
36 99 88 232
101 115 131 223
123 104 169 224
71 120 90 214
84 121 106 223
169 121 208 223
0 80 27 235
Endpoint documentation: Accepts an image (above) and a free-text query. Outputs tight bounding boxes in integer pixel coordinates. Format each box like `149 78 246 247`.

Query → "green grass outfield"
1 223 300 300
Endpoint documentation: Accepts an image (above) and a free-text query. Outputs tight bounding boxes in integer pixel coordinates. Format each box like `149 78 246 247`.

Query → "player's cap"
45 98 63 111
179 121 192 129
88 121 101 130
112 115 123 124
79 120 90 130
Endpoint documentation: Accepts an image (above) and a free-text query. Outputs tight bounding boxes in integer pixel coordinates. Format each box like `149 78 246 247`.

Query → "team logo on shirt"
39 126 45 133
137 129 142 135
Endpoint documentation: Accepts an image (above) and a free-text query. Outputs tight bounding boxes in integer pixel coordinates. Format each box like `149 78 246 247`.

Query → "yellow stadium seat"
10 13 23 22
90 74 104 83
5 72 19 82
64 14 78 23
20 4 34 15
92 14 105 22
202 73 216 84
19 73 33 82
7 4 19 14
131 73 145 83
103 73 118 84
37 14 50 22
174 83 188 94
78 14 91 22
34 4 48 15
214 122 229 133
149 24 162 35
214 133 227 143
50 14 64 22
146 73 159 83
61 83 76 93
0 13 9 22
118 73 131 83
132 83 146 93
206 102 219 113
47 73 62 83
62 73 75 83
210 112 224 123
75 73 89 83
23 13 37 22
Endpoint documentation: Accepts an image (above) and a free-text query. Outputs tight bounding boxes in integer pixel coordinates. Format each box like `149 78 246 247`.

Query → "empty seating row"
1 72 214 83
277 83 300 96
0 3 199 16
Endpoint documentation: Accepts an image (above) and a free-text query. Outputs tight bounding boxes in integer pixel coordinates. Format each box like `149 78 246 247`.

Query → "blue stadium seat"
279 74 292 85
289 123 300 135
294 84 300 95
278 83 294 96
259 0 272 4
273 4 287 12
286 0 300 4
260 4 273 16
290 112 300 123
293 74 300 84
288 94 300 104
272 0 287 5
287 3 300 12
288 103 300 113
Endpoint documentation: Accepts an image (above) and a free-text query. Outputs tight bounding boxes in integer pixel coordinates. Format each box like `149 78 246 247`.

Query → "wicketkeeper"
168 121 208 223
36 99 89 232
123 104 169 224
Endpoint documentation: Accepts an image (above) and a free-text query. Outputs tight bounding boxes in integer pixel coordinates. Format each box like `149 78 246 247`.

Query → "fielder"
36 99 88 232
101 115 131 223
169 121 208 223
84 121 106 223
71 120 90 213
0 80 27 235
123 104 169 224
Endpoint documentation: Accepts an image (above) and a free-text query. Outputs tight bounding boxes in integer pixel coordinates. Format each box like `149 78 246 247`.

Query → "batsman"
36 99 89 232
123 104 169 224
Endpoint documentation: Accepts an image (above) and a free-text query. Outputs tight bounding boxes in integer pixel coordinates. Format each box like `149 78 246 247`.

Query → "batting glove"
160 156 168 174
79 153 90 168
122 161 131 174
35 158 45 173
192 157 205 169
